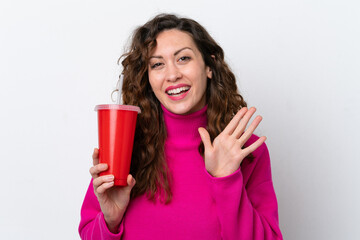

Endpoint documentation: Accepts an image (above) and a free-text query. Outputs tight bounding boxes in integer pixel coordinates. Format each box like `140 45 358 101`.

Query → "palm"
204 135 244 177
199 107 266 178
99 186 132 222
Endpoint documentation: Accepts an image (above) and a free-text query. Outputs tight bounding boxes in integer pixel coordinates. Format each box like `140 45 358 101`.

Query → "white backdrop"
0 0 359 239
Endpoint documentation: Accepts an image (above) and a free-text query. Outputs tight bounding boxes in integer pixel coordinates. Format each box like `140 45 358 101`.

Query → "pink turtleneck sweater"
79 105 282 239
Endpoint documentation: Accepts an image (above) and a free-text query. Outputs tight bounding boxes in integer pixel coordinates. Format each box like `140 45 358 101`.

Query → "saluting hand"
198 107 266 178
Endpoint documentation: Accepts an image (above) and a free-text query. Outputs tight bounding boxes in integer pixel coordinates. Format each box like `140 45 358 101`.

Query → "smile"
166 86 190 96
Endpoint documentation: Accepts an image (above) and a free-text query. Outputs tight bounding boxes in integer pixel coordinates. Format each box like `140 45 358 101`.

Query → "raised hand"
89 148 136 233
198 107 266 178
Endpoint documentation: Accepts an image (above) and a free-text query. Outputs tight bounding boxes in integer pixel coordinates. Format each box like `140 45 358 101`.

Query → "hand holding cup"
90 148 136 233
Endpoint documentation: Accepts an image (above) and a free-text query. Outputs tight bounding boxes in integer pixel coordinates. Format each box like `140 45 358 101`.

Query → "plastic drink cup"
95 104 141 186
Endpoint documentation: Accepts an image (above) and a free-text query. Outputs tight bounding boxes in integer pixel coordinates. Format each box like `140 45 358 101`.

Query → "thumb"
125 174 136 192
198 127 212 151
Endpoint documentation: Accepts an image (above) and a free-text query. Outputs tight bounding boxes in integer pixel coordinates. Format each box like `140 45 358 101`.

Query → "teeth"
167 86 190 95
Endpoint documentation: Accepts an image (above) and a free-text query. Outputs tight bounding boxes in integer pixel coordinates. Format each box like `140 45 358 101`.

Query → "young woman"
79 14 283 240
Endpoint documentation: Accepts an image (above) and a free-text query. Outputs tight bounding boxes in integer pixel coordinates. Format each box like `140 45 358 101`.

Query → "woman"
79 14 282 239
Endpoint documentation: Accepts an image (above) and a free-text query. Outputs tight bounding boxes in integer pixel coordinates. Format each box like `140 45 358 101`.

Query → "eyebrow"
149 47 194 59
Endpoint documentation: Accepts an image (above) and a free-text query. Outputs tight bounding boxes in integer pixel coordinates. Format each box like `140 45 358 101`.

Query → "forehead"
153 29 198 53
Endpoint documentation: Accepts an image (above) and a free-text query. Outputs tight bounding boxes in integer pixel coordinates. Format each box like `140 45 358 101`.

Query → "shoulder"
241 134 273 186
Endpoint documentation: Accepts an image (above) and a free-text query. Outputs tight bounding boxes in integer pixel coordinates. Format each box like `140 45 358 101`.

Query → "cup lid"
94 104 141 113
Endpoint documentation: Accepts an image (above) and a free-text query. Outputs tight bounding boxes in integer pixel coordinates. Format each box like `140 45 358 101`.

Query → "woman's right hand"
89 148 136 233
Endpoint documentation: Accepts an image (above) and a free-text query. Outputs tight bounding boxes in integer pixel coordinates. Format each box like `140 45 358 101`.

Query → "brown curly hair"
119 13 247 203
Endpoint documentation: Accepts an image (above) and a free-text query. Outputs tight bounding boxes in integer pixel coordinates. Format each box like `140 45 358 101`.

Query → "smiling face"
148 29 212 115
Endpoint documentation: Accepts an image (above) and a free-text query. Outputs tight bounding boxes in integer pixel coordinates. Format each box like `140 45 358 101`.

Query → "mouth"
166 86 191 96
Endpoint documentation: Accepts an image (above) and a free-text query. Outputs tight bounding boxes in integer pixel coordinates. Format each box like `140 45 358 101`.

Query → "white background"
0 0 359 239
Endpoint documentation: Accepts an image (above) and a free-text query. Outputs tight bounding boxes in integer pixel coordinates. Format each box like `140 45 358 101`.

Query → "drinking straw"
116 74 123 105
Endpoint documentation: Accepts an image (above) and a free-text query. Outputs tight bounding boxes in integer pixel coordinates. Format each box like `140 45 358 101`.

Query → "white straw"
116 74 123 105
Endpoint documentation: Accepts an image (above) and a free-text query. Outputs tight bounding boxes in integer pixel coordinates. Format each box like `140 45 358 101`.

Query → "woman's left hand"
198 107 266 178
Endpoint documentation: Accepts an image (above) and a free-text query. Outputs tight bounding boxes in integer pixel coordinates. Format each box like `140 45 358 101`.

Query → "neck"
161 105 207 145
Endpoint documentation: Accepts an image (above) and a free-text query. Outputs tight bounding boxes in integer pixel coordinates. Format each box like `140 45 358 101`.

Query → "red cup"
95 104 141 186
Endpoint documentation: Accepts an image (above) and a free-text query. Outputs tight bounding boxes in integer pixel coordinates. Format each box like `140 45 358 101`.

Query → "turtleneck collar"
161 105 208 145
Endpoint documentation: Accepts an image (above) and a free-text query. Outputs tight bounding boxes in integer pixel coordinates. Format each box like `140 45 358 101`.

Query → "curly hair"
120 13 247 203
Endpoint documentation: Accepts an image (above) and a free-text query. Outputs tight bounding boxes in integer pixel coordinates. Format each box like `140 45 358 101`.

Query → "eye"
150 62 163 69
178 56 191 62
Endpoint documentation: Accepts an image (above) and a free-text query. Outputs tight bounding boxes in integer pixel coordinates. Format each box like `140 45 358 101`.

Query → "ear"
206 66 212 79
206 55 215 79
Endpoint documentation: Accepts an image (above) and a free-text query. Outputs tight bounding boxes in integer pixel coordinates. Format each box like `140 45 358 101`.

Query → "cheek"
198 70 208 90
148 74 160 92
148 77 165 103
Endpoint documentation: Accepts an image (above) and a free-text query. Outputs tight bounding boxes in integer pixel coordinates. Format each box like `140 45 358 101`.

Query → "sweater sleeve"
78 180 124 240
205 139 283 240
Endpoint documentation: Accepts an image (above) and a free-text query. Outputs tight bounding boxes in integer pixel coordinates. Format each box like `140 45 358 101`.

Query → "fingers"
223 107 248 135
232 107 256 138
93 175 115 194
241 136 267 157
238 115 263 145
91 148 113 195
198 127 212 151
89 162 108 179
90 148 109 179
92 148 99 166
93 174 136 196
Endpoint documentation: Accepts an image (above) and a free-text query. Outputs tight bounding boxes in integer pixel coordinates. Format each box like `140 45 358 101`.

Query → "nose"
166 63 182 82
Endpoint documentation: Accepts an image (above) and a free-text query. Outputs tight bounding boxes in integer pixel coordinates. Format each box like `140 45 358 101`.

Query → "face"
148 29 212 115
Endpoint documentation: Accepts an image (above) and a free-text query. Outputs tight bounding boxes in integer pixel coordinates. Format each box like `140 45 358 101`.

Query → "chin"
165 103 193 115
171 103 204 115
